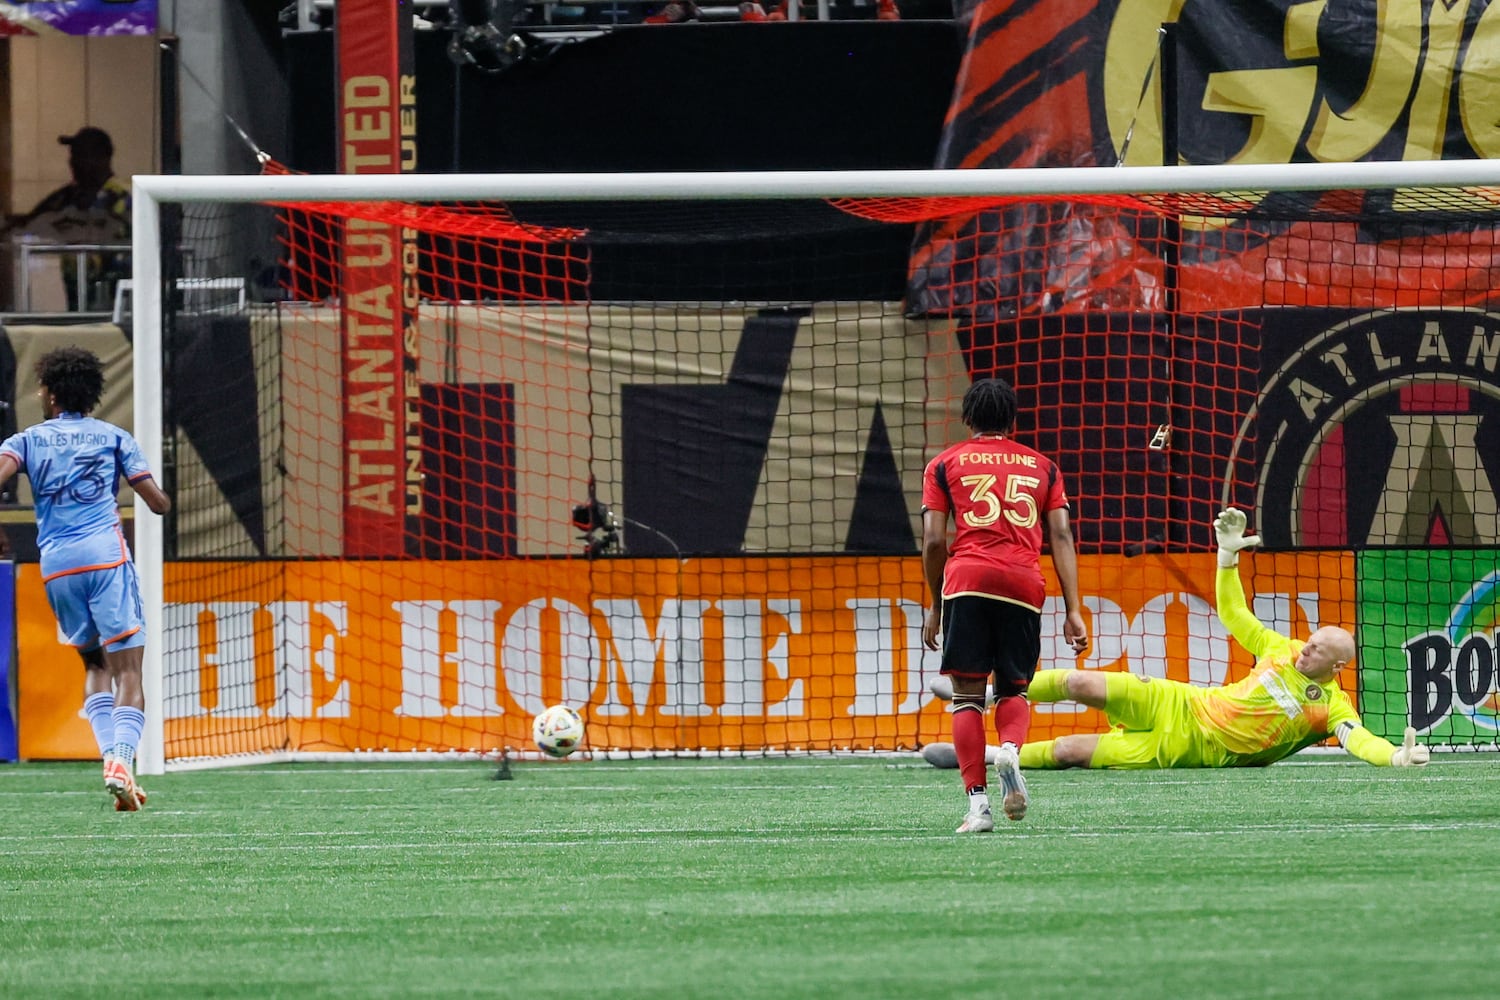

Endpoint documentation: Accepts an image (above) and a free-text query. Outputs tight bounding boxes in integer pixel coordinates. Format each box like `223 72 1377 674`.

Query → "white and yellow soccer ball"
532 704 586 759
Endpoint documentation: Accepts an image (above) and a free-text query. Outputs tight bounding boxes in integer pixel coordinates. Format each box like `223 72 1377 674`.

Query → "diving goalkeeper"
926 508 1430 770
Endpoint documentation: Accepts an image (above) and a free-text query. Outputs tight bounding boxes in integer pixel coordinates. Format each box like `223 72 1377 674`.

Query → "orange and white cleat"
113 782 147 812
104 757 145 812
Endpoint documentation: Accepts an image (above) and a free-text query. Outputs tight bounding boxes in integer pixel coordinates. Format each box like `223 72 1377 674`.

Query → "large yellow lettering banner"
917 0 1500 316
16 552 1354 759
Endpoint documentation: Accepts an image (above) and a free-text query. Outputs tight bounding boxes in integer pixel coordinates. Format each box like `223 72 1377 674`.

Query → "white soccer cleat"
994 746 1028 821
955 803 994 833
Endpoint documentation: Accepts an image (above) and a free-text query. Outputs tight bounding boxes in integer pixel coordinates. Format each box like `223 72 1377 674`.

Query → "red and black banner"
336 0 419 557
915 0 1500 318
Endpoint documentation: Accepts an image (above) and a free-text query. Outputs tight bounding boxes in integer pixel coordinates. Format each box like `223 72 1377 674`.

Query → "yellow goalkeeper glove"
1213 507 1262 568
1390 726 1431 767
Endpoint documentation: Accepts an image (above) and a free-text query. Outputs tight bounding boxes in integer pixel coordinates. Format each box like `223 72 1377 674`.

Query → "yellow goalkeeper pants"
1085 674 1222 769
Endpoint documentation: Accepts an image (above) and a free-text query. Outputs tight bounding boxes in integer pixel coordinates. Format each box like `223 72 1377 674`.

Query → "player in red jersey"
921 378 1088 831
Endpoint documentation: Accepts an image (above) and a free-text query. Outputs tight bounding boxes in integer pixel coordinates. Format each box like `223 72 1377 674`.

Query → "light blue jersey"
0 412 154 582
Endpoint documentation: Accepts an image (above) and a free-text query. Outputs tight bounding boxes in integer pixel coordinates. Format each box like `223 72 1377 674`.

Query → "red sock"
993 695 1030 748
952 707 988 792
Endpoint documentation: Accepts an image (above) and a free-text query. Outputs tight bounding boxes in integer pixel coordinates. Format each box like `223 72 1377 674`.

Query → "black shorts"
939 595 1042 693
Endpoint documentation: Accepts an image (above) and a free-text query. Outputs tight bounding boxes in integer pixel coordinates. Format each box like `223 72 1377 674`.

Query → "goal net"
133 161 1500 772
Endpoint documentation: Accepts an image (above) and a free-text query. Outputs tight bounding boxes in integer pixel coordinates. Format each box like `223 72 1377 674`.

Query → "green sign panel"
1359 550 1500 744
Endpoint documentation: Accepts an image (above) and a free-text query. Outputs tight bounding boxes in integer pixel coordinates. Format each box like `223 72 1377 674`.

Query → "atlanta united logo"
1228 309 1500 548
1305 684 1322 701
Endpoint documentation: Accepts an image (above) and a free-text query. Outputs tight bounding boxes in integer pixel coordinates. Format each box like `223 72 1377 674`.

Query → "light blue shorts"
45 562 147 653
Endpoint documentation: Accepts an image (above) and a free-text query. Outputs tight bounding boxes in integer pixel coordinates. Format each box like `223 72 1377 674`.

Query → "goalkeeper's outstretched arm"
1213 508 1287 659
1336 722 1431 767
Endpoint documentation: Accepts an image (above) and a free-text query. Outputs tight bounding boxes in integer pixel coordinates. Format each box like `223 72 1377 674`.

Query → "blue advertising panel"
0 561 15 761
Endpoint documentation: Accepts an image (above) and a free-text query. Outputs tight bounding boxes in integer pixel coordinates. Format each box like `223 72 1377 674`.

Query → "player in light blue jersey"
0 346 170 811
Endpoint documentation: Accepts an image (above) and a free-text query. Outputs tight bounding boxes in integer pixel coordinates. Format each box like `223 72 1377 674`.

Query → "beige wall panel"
7 36 157 312
1 322 133 505
745 303 944 552
584 302 744 513
252 310 286 558
442 304 595 555
263 302 956 559
81 35 157 181
8 36 156 215
7 39 42 213
583 303 957 553
136 308 275 559
172 434 256 557
924 321 971 470
584 303 769 553
277 306 345 557
8 36 87 215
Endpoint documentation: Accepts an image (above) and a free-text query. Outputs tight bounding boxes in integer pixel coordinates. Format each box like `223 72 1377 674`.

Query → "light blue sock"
111 707 146 769
83 692 115 758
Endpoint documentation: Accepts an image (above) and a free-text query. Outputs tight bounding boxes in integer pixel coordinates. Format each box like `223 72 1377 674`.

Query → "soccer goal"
130 159 1500 773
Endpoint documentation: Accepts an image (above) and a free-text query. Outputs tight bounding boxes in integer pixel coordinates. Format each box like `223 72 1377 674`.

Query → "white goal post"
130 159 1500 774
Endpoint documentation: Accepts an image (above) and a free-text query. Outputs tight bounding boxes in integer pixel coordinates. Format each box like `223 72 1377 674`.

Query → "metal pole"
131 190 165 777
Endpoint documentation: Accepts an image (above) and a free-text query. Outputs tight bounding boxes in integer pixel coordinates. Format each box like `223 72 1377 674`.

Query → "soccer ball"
532 704 586 758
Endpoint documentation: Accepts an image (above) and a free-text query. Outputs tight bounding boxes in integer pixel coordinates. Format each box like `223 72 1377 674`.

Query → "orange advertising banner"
15 565 94 759
16 552 1355 760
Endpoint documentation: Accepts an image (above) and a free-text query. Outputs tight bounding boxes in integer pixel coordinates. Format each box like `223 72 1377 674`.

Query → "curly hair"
960 377 1017 434
36 346 105 415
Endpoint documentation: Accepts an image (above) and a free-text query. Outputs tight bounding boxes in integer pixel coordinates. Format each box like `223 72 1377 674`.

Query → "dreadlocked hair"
36 346 105 415
961 377 1017 435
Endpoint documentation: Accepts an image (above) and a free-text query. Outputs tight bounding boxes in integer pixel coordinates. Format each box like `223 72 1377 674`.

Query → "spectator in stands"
7 127 131 310
644 1 697 22
738 0 901 19
647 0 900 22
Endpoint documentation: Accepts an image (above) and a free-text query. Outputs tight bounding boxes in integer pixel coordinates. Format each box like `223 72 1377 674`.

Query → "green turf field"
2 756 1497 999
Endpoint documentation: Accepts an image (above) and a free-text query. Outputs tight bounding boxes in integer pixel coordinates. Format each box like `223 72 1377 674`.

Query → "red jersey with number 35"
921 436 1069 611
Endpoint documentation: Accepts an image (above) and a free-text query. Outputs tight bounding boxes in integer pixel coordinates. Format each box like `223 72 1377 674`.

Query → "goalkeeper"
926 508 1431 770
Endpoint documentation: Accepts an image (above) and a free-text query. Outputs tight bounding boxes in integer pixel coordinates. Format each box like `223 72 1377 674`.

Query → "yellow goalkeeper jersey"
1189 569 1361 766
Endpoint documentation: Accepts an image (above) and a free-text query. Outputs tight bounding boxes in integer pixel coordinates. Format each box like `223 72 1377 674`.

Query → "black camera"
570 485 618 557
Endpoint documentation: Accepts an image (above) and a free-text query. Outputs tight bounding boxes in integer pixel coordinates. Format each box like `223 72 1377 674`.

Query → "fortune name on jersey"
956 450 1040 468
